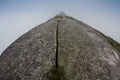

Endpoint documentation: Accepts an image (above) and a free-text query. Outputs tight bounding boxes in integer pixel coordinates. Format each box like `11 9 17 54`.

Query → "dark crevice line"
55 20 60 68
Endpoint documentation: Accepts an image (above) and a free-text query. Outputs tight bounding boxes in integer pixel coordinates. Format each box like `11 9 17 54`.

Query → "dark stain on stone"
42 19 68 80
55 19 60 68
42 66 67 80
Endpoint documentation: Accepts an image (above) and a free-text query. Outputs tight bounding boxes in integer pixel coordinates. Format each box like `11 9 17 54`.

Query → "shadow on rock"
42 66 68 80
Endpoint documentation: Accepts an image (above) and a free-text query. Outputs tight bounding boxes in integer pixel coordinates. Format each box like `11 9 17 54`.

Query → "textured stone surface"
0 16 120 80
0 19 57 80
58 18 120 80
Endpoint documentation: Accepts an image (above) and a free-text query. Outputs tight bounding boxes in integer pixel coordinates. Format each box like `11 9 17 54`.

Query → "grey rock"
0 16 120 80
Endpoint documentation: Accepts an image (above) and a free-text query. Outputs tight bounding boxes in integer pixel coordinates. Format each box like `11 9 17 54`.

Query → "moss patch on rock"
42 66 68 80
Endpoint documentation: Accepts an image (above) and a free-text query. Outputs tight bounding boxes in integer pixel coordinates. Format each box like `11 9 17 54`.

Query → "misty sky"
0 0 120 55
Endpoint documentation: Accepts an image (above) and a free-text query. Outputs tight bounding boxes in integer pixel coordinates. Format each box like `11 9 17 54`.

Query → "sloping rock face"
0 16 120 80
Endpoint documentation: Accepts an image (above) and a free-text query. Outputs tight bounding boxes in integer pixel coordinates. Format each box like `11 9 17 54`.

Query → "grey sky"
0 0 120 55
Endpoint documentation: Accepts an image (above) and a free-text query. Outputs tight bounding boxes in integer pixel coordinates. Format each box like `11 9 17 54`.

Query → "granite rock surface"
0 16 120 80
